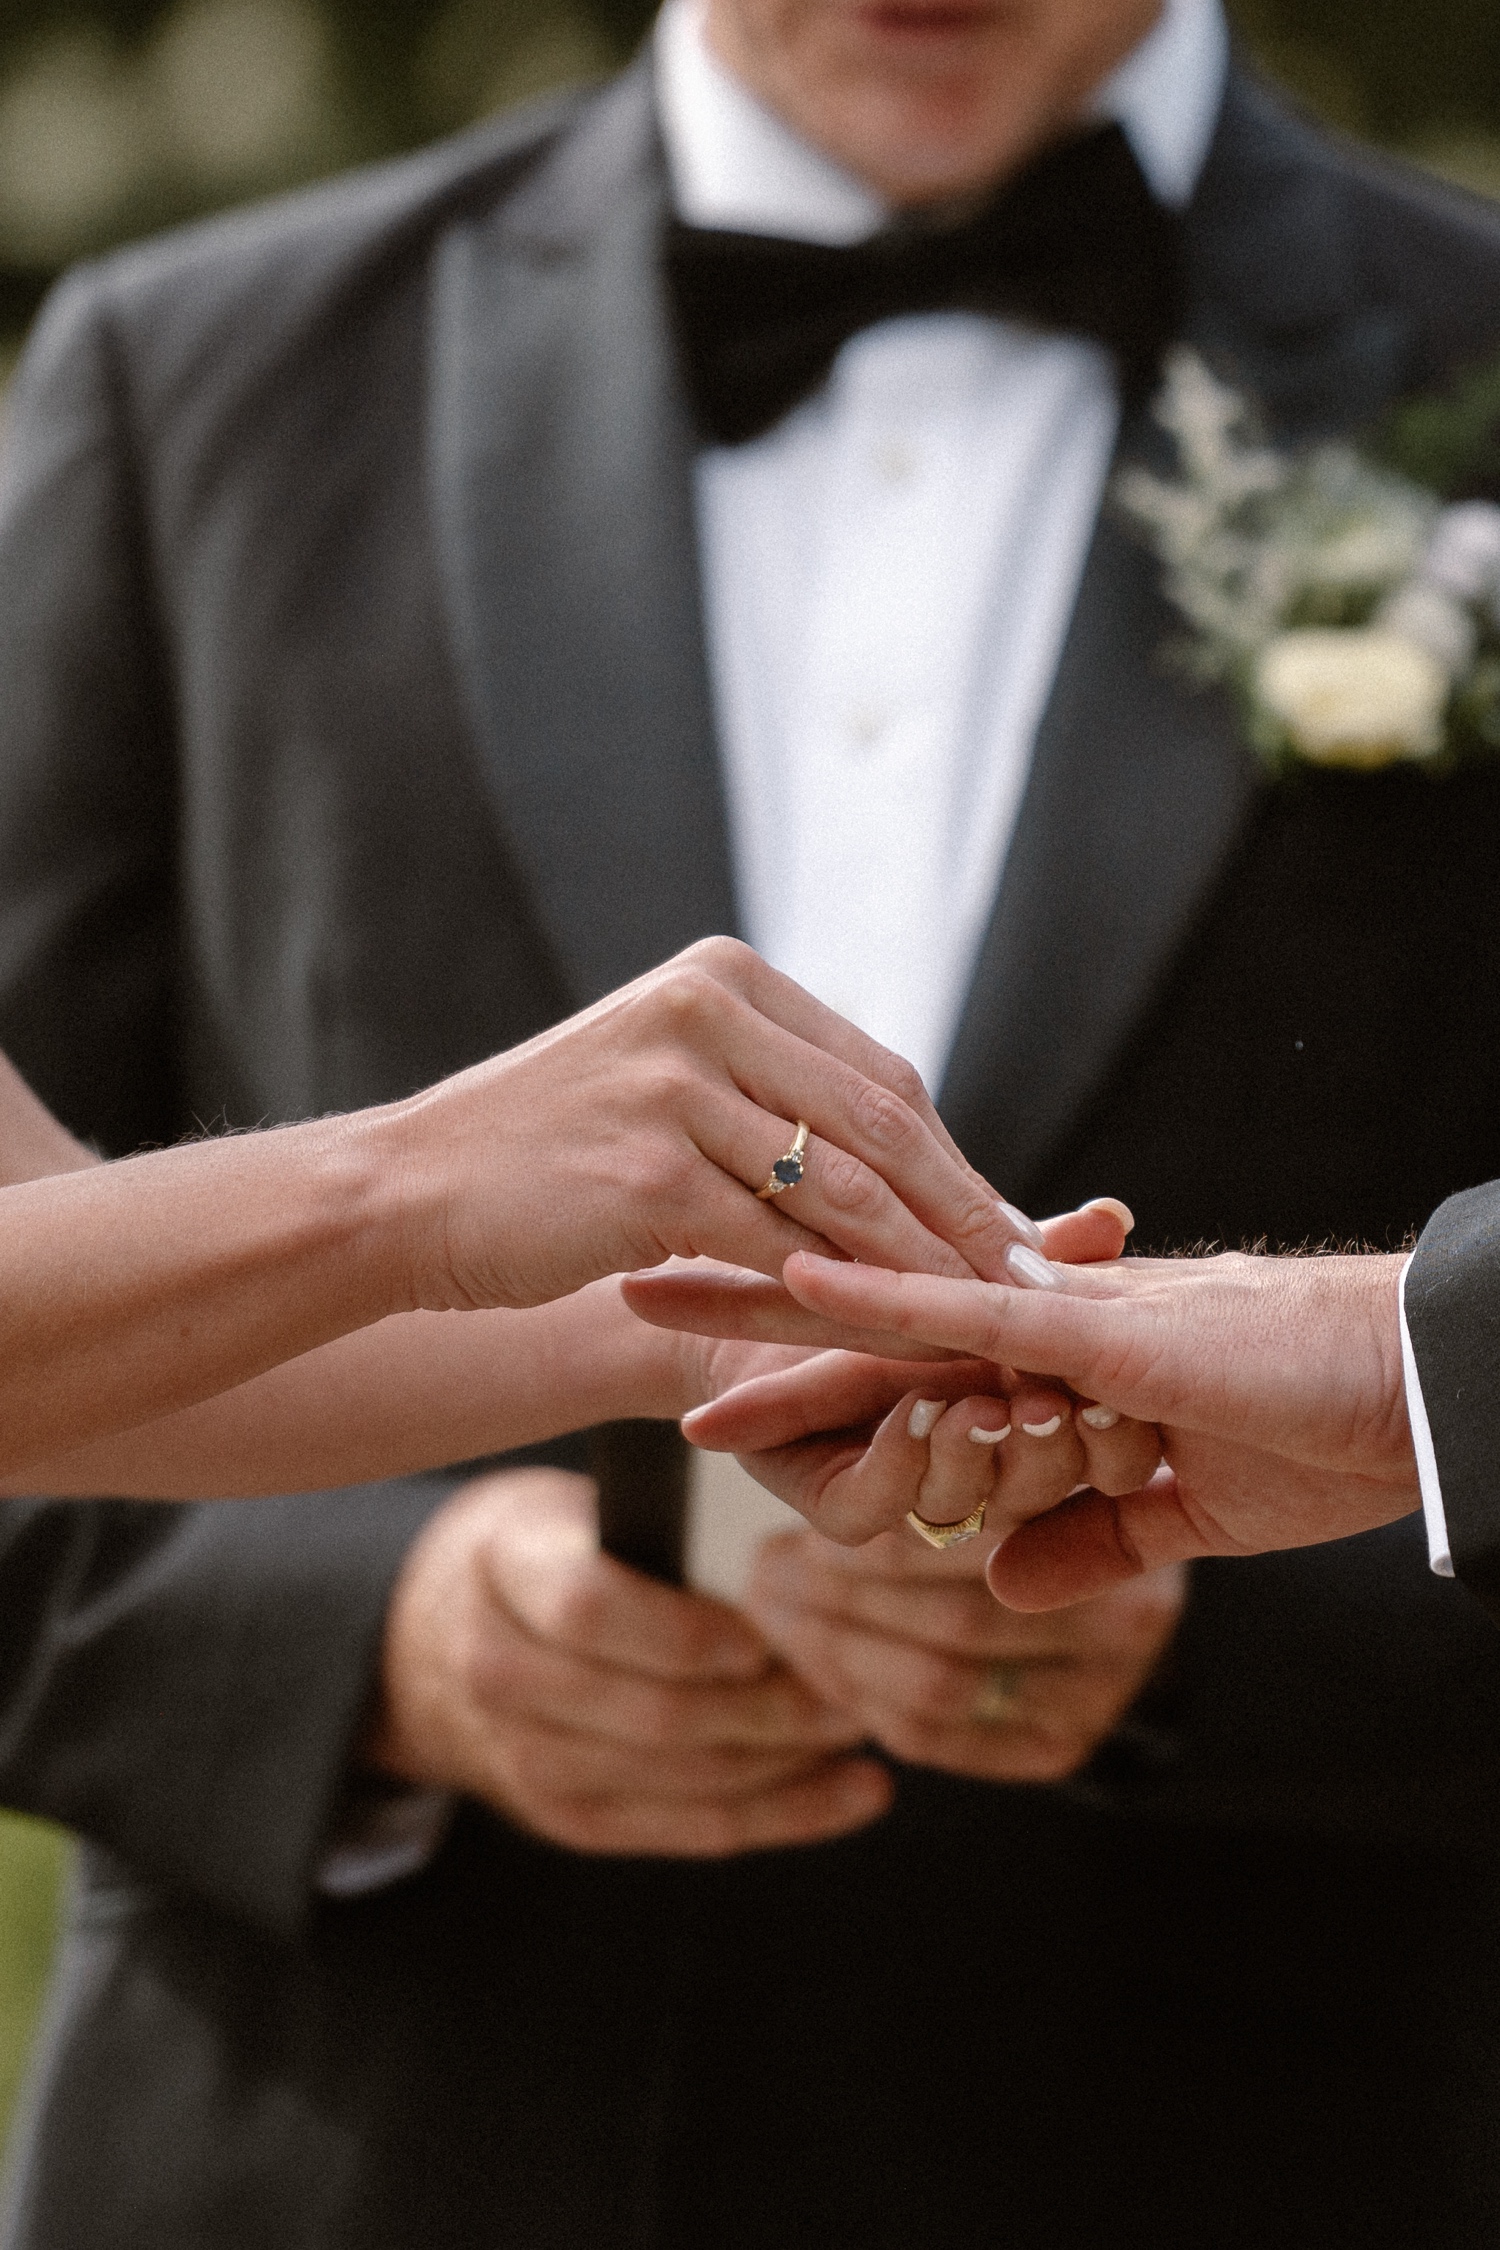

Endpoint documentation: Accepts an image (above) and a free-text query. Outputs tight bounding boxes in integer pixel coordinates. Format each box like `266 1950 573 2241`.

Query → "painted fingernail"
1085 1196 1136 1233
1080 1404 1120 1430
907 1399 947 1441
997 1198 1046 1252
968 1421 1011 1445
1021 1414 1063 1439
1005 1243 1061 1291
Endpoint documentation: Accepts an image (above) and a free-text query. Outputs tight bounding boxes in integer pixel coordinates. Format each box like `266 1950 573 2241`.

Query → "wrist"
345 1095 467 1315
584 1279 708 1422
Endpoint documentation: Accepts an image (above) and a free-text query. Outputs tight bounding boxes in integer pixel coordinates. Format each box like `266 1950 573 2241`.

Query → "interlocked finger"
535 1755 895 1858
491 1711 858 1805
1070 1400 1165 1495
908 1393 1011 1534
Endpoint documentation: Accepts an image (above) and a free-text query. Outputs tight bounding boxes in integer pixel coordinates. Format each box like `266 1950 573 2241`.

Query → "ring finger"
702 1093 988 1280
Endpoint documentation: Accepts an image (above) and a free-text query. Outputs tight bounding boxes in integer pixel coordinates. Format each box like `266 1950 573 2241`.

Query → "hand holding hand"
366 1468 892 1857
707 1249 1418 1607
627 1201 1162 1543
742 1523 1185 1784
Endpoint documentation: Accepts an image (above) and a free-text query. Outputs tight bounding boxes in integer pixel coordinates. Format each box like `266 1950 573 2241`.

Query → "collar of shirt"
654 0 1229 243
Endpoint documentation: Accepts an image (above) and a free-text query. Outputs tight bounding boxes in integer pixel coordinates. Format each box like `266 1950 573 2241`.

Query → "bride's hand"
681 1349 1162 1546
378 937 1053 1313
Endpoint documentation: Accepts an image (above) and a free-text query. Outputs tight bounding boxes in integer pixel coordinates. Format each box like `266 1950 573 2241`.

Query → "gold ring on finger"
755 1120 811 1199
972 1661 1025 1725
906 1498 988 1551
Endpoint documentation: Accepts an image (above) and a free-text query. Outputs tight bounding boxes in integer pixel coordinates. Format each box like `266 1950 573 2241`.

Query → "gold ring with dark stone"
755 1120 811 1199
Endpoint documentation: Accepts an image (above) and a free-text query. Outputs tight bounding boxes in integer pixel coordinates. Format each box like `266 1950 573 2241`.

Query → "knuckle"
653 965 723 1040
635 1123 699 1204
846 1078 915 1155
639 1053 701 1112
816 1145 886 1223
686 933 748 979
877 1049 928 1114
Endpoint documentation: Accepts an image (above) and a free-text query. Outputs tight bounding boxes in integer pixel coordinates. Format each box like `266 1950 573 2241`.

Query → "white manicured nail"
1021 1414 1063 1439
968 1422 1011 1445
907 1399 947 1441
997 1198 1046 1251
1080 1404 1120 1430
1084 1197 1136 1234
1005 1243 1061 1291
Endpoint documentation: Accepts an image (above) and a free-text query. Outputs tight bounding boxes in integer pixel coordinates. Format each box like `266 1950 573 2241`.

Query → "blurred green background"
0 0 1497 2166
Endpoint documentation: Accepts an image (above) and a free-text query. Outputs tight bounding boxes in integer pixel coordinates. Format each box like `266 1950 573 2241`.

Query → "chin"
818 85 1045 202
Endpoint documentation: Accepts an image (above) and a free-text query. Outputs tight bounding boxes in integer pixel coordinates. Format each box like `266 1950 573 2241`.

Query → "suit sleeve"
0 270 452 1939
1403 1182 1500 1625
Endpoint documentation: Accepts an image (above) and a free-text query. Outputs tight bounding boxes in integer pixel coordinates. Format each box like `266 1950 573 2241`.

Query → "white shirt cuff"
1399 1251 1453 1578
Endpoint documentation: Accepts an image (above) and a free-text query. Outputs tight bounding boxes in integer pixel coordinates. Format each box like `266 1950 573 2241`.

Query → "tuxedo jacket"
1410 1185 1500 1622
7 56 1500 2250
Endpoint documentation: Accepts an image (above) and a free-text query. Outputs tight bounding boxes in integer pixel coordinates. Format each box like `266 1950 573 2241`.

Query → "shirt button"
871 436 916 484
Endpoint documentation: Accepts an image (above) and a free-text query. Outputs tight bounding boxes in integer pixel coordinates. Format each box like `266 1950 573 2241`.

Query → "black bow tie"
664 122 1184 446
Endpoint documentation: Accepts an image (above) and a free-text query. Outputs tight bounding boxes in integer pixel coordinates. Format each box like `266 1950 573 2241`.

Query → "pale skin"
0 938 1058 1492
638 1248 1419 1613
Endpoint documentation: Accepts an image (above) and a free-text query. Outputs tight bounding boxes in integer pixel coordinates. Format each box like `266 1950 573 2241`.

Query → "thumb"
986 1470 1201 1610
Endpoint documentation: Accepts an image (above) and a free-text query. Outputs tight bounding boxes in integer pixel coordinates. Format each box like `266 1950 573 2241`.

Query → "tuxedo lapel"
938 509 1260 1196
940 66 1417 1198
429 65 737 1009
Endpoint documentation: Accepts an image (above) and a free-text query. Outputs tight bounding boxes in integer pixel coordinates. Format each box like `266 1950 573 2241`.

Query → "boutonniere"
1117 349 1500 776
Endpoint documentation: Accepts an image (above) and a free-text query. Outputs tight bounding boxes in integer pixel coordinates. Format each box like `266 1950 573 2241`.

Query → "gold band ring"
972 1661 1025 1724
906 1499 988 1551
755 1120 811 1199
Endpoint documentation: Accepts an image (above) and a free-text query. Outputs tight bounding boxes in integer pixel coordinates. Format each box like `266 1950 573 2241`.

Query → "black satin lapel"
939 509 1262 1197
429 72 736 1008
941 65 1422 1197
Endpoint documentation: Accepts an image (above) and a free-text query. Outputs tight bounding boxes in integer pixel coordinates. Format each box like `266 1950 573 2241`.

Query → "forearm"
4 1279 701 1498
0 1107 430 1479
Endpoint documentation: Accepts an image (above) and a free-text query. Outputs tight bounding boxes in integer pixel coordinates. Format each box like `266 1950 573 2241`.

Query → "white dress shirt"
656 0 1227 1092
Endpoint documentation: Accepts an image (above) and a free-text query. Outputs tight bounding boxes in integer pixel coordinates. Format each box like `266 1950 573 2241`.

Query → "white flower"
1254 627 1450 768
1373 581 1477 678
1420 501 1500 604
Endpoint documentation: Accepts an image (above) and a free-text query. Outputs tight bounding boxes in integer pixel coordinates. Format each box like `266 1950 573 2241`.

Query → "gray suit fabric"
5 54 1500 2249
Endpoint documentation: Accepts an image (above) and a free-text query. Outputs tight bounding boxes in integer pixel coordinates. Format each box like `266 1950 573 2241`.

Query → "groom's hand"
365 1469 892 1857
743 1526 1185 1784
